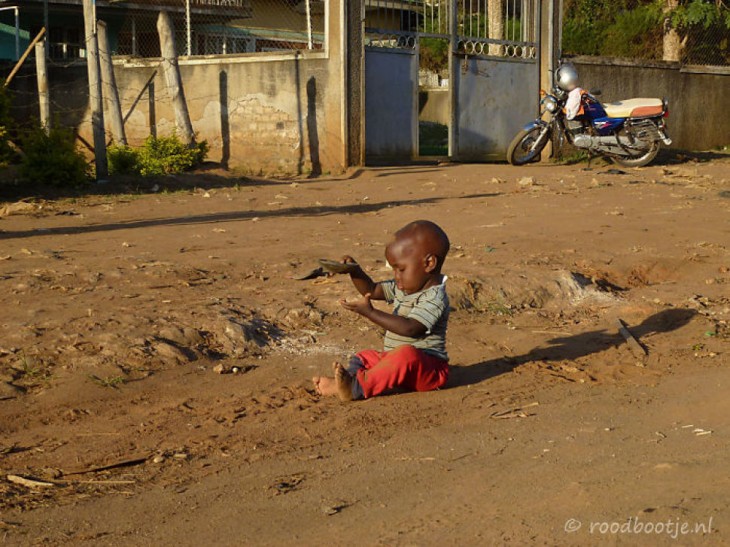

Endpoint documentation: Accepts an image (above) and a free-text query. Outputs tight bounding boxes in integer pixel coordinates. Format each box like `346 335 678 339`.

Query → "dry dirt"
1 156 729 545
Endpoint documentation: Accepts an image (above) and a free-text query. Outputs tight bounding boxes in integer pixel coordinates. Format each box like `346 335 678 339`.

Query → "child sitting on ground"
313 220 450 401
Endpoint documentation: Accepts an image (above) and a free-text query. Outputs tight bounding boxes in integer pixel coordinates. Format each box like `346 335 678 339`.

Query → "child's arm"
341 256 385 300
340 294 426 338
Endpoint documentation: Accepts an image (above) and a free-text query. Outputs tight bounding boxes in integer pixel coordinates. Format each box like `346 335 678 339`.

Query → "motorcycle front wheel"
507 125 549 165
611 139 660 168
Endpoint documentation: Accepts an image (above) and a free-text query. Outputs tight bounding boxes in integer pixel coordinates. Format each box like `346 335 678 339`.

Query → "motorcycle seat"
603 98 664 119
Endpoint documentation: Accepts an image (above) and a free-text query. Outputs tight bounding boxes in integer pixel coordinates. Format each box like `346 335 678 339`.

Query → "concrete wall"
107 0 346 175
113 51 341 175
572 56 729 150
418 89 449 126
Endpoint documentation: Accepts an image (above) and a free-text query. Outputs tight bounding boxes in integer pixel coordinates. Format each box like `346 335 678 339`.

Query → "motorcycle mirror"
589 89 602 96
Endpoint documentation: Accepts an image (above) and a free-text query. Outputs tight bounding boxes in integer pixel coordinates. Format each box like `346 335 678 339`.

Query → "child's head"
385 220 450 294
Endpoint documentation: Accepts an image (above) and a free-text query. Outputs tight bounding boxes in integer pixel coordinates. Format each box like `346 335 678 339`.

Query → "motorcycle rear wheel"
610 141 660 168
507 126 549 165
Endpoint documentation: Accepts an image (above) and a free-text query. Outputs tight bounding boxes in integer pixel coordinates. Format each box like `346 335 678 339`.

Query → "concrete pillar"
539 0 561 159
346 0 364 166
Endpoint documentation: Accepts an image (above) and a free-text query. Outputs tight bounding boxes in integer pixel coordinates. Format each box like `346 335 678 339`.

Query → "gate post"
448 0 458 159
346 0 364 166
540 0 562 160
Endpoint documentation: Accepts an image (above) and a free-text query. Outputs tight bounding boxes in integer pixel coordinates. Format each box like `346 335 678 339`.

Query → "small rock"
213 363 226 374
0 201 36 218
321 500 349 516
517 176 535 187
173 453 189 460
153 455 165 464
153 340 192 363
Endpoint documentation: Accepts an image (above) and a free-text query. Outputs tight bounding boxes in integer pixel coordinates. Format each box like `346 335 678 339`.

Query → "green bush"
20 125 90 187
0 83 18 166
107 144 140 175
108 134 208 177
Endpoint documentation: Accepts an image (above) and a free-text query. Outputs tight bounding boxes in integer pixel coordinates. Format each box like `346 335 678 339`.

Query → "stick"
62 455 148 476
6 474 55 488
616 318 647 358
4 28 46 87
74 479 136 485
490 401 539 419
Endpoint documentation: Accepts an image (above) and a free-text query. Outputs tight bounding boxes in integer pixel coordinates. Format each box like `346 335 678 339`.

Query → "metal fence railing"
0 1 326 64
562 0 730 67
364 0 538 58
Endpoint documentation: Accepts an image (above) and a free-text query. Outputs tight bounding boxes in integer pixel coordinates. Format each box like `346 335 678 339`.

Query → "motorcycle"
507 66 671 168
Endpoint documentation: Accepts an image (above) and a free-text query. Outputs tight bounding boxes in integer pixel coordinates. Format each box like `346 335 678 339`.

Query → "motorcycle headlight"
541 95 558 113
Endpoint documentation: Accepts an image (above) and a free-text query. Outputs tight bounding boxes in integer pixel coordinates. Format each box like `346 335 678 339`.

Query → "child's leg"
313 362 356 401
356 345 449 398
313 353 377 401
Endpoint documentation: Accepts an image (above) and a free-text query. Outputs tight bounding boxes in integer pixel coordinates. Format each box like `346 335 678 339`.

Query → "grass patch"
88 374 127 389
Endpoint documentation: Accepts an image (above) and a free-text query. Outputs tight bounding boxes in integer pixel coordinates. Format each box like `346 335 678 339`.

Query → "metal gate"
364 0 540 163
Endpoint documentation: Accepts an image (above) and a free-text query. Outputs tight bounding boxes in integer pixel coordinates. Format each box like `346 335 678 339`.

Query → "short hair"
396 220 450 268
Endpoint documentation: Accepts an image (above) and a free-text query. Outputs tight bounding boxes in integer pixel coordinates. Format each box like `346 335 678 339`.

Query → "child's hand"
340 255 360 271
339 293 374 316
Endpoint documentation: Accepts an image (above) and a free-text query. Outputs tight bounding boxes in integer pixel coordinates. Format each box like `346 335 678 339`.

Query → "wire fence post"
35 40 50 131
186 0 192 56
98 20 127 146
158 11 195 146
305 0 313 50
14 6 19 60
83 0 108 181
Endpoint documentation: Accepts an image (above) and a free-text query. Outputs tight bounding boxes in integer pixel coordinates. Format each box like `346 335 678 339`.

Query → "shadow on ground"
0 162 350 203
449 308 698 388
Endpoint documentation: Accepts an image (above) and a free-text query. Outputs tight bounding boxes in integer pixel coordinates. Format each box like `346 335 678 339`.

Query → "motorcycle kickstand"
585 151 599 170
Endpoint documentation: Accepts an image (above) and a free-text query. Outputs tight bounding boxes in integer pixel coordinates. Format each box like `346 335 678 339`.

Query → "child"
313 220 450 402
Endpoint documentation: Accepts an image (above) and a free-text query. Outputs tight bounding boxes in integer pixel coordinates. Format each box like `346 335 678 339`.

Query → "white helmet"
555 64 579 91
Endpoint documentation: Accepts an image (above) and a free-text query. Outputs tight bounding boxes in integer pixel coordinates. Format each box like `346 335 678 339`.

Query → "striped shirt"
380 277 449 361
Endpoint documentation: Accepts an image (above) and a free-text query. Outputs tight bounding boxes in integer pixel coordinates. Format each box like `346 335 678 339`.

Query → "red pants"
354 345 449 399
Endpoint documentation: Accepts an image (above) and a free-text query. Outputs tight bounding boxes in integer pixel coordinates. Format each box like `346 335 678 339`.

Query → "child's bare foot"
312 375 338 397
334 363 353 402
313 362 344 398
313 362 353 402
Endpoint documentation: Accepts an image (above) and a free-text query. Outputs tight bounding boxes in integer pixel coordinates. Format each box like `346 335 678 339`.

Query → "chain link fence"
0 0 325 64
562 0 730 67
112 0 326 58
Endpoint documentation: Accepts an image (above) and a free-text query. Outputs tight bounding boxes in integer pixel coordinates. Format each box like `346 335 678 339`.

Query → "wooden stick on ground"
6 474 55 488
617 318 648 359
62 455 149 476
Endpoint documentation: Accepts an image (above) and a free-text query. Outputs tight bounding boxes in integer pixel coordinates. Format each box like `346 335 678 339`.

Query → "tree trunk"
488 0 505 56
663 0 682 62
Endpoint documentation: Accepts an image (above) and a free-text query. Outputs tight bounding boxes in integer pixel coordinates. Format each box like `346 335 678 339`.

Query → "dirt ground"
1 155 729 545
